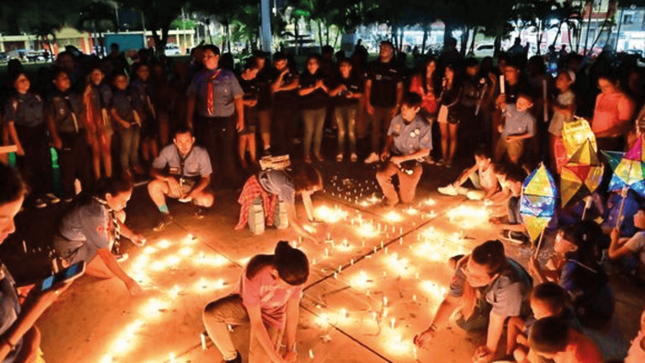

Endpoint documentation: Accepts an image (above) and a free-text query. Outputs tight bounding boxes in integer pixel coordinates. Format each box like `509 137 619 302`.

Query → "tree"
119 0 184 52
77 1 118 56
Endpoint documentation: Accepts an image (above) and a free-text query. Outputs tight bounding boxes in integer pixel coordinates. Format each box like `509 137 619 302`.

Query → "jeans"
119 125 140 171
508 196 522 225
302 107 326 158
370 106 395 153
203 295 283 363
335 104 358 154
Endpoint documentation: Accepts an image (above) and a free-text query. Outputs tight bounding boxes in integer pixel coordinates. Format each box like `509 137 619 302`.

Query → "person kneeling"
376 92 432 207
149 126 215 231
438 148 499 201
203 241 308 363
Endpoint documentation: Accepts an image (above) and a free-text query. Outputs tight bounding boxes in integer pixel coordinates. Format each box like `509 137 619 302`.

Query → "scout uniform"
0 263 24 362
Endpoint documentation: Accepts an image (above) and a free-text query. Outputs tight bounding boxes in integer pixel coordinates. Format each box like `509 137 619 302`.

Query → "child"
84 65 114 179
608 208 645 284
438 148 499 200
625 307 645 363
110 72 143 178
202 241 308 363
489 167 529 245
548 70 576 173
507 282 577 362
129 63 158 164
238 61 261 169
495 92 536 165
528 317 603 363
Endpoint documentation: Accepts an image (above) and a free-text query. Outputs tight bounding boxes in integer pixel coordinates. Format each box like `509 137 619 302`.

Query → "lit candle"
325 248 329 257
338 264 343 273
390 318 396 329
350 259 354 265
500 75 505 94
340 308 347 318
383 296 388 307
384 247 389 255
170 353 177 363
413 345 418 360
201 333 207 350
309 349 315 359
413 294 417 302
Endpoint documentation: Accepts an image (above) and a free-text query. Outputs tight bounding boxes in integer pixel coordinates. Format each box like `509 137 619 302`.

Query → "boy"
529 317 602 363
490 168 529 245
438 148 499 201
376 92 432 207
110 72 143 178
608 208 645 283
495 92 536 165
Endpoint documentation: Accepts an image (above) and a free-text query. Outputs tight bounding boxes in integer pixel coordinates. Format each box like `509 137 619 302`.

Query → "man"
186 44 244 189
148 126 215 231
364 41 403 164
376 93 431 207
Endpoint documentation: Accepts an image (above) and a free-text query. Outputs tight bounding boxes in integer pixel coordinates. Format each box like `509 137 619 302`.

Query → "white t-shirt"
548 90 576 137
626 232 645 282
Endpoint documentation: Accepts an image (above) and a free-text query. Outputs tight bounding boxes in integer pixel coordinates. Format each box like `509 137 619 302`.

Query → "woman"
528 222 614 329
0 164 69 363
414 240 532 363
3 72 53 209
409 57 440 163
591 74 635 152
298 54 329 163
238 61 261 169
235 165 322 243
203 241 308 363
436 64 462 168
84 65 114 179
53 178 144 296
329 58 363 162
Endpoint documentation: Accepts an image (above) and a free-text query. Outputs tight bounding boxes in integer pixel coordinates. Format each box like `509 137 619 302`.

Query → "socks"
158 204 169 214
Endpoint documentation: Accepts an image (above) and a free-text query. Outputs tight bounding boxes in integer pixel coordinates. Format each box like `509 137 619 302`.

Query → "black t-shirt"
255 67 274 111
239 76 259 121
332 74 363 106
366 60 402 108
272 68 299 107
298 71 329 110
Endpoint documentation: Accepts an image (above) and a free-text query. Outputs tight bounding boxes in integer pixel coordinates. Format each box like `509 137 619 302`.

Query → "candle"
201 333 207 350
309 349 315 359
372 311 378 321
325 248 329 257
334 272 338 279
413 294 417 302
350 259 354 265
380 241 384 248
390 318 396 329
500 75 505 94
170 353 177 363
338 264 343 273
413 345 418 360
383 296 388 307
384 247 389 255
340 308 347 318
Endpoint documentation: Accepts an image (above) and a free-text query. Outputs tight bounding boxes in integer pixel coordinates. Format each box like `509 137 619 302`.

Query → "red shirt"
591 91 634 136
410 75 438 114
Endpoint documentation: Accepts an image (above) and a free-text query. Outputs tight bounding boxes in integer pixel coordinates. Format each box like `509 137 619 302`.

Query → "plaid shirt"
235 176 279 230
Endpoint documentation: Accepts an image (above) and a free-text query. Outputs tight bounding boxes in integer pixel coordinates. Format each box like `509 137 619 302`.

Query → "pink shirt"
591 91 634 136
239 265 303 328
626 331 645 363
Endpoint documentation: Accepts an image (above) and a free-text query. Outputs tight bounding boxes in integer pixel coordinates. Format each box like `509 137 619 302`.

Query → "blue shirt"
387 114 433 156
258 170 296 204
502 104 536 138
89 83 112 110
46 90 84 133
129 79 154 114
0 265 23 363
3 93 44 128
152 144 212 178
111 90 136 125
186 68 243 117
58 198 110 251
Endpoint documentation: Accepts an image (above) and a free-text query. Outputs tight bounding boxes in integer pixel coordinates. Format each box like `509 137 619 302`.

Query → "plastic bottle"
274 199 289 229
248 197 265 235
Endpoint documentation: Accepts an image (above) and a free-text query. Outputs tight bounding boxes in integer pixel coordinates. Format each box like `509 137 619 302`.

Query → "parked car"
25 50 47 62
164 43 182 56
473 44 495 58
0 52 8 63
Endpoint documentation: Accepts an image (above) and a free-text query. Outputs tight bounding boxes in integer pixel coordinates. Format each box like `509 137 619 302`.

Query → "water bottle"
248 197 265 235
274 199 289 229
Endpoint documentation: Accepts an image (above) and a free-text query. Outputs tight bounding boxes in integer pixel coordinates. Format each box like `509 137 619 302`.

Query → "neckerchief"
93 196 121 255
206 69 222 116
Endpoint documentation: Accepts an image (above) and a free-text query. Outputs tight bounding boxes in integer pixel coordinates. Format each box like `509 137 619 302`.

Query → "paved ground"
4 159 644 363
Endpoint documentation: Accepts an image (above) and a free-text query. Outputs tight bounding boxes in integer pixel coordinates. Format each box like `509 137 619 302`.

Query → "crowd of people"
0 36 645 363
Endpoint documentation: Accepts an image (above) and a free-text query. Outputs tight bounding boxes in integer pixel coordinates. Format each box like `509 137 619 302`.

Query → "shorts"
166 177 198 199
53 234 98 265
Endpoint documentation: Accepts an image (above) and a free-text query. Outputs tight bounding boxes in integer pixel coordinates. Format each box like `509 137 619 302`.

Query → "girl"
548 70 576 173
591 74 634 152
298 54 329 163
0 164 69 363
110 72 143 178
129 63 158 164
53 178 144 296
203 241 308 363
3 72 54 208
84 66 114 179
437 64 462 168
238 61 261 169
409 57 440 163
330 58 363 162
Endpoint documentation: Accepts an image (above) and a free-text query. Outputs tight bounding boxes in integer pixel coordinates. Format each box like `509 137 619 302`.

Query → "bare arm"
485 312 507 355
110 108 130 128
284 297 300 354
247 304 286 363
190 175 211 195
286 202 315 243
96 249 138 289
301 191 315 221
234 96 244 131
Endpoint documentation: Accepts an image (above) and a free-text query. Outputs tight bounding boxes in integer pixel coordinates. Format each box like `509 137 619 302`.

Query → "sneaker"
224 351 242 363
446 161 453 169
153 213 174 232
194 208 206 219
336 153 343 162
438 184 459 196
62 196 75 203
304 155 312 164
34 198 47 209
436 159 445 166
499 229 529 245
315 154 325 162
350 153 358 162
364 152 380 164
426 156 436 165
114 253 129 263
263 148 272 157
44 193 60 204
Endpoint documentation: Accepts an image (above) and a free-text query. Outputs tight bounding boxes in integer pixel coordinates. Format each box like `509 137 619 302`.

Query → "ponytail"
245 241 309 286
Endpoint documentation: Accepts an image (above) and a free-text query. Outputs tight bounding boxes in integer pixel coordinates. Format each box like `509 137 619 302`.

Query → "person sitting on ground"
376 92 432 207
148 126 214 231
0 164 72 363
438 148 499 201
202 241 308 363
507 282 579 363
528 317 603 363
235 164 322 243
608 208 645 284
625 307 645 363
528 222 614 329
495 92 536 165
53 178 144 296
489 167 529 245
414 240 532 363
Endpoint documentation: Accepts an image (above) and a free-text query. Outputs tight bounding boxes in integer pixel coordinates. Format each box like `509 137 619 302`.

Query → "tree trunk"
443 20 454 49
294 19 300 55
536 21 542 56
469 26 478 55
160 24 170 53
588 12 611 55
421 24 429 56
325 24 330 46
460 25 469 56
333 30 340 49
493 35 501 57
551 22 563 47
399 26 404 52
318 20 324 49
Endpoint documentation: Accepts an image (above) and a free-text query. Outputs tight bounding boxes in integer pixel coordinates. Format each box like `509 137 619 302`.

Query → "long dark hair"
0 164 28 206
246 241 309 286
420 57 439 96
75 177 132 207
285 164 322 194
